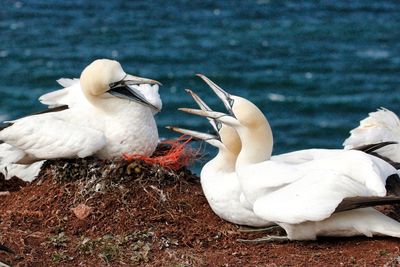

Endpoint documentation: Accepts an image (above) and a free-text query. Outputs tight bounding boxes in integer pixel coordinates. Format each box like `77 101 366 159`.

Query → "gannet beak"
179 107 240 127
123 74 162 86
185 89 211 111
185 89 220 132
108 74 161 112
166 126 220 142
196 74 235 116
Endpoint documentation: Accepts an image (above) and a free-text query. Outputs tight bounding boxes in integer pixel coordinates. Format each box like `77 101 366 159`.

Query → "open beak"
179 108 227 119
196 74 235 116
166 126 220 142
108 74 161 112
178 107 241 127
185 89 219 132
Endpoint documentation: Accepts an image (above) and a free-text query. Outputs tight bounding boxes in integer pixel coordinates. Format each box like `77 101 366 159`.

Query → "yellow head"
80 59 125 97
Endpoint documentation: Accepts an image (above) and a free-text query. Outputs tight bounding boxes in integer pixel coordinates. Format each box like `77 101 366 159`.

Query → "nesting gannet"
0 59 161 181
168 89 272 227
181 76 400 241
344 108 400 162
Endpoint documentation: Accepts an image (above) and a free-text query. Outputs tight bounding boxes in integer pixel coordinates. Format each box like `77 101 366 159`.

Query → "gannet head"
195 88 242 152
179 74 273 161
184 74 269 130
167 88 241 155
80 59 161 111
167 123 241 154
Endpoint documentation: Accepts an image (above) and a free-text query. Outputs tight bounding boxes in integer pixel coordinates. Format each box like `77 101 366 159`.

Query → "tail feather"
352 141 397 154
351 141 400 170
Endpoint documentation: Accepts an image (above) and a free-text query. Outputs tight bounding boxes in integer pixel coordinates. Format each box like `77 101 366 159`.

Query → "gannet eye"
228 97 234 108
216 121 223 131
109 74 127 89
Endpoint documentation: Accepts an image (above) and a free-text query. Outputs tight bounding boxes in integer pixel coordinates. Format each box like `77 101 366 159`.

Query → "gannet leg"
238 225 281 233
237 235 288 243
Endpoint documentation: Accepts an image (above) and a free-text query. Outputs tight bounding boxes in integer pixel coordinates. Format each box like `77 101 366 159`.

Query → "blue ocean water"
1 0 400 163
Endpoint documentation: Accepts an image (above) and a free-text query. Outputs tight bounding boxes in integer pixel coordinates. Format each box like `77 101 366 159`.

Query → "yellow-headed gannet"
168 89 272 227
0 59 161 181
344 108 400 162
181 76 400 241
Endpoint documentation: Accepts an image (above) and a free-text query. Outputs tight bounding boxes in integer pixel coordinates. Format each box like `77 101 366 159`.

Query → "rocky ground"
1 150 400 266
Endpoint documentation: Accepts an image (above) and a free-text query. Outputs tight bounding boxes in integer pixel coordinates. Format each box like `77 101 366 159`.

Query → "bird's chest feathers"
92 104 158 157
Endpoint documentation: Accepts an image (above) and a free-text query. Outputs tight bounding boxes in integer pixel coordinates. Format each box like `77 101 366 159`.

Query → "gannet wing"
271 149 344 165
252 170 374 224
0 114 107 162
343 108 400 162
56 78 80 88
39 78 87 108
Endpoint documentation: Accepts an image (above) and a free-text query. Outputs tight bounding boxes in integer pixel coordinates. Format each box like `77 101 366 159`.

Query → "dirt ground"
1 156 400 266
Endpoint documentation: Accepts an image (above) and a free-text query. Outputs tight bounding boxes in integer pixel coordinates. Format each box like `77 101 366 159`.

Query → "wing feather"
253 170 373 224
39 78 88 108
0 114 106 162
344 108 400 162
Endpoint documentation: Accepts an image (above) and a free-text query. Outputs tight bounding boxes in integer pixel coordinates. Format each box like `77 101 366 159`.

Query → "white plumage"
344 108 400 162
169 89 272 227
0 59 162 182
182 75 400 241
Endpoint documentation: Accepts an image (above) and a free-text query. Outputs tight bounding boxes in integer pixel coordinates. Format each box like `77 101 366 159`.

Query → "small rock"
71 204 92 220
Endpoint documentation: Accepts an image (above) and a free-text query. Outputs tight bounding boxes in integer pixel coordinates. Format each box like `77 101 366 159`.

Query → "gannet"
344 108 400 162
181 76 400 241
0 59 161 181
168 89 272 227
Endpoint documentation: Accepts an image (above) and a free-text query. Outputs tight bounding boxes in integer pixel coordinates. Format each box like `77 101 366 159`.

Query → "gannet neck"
211 146 238 172
236 123 273 165
231 96 273 166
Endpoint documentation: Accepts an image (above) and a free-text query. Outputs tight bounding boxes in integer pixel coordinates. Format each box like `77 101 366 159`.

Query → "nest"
35 138 199 202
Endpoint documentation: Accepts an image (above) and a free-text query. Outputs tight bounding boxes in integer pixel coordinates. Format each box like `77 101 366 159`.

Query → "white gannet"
168 89 272 227
344 108 400 162
0 59 161 182
181 76 400 241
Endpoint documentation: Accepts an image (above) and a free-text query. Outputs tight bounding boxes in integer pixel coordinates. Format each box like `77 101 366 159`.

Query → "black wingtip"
352 141 398 154
335 195 400 213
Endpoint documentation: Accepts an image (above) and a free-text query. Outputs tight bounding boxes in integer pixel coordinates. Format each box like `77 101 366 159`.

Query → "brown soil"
1 157 400 266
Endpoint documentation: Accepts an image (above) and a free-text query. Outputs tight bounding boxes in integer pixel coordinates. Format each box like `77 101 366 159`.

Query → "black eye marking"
109 74 127 88
228 97 234 108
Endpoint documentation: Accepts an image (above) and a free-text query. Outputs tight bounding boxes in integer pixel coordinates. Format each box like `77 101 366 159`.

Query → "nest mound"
1 149 400 265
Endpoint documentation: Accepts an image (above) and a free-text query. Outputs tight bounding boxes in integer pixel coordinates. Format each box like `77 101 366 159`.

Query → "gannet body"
344 108 400 162
181 75 400 240
0 59 161 181
169 90 271 227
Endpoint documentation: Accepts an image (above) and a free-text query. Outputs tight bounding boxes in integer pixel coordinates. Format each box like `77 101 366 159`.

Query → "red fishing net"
123 136 197 171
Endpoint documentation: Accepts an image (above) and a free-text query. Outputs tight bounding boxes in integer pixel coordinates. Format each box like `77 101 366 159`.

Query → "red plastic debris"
123 136 197 171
